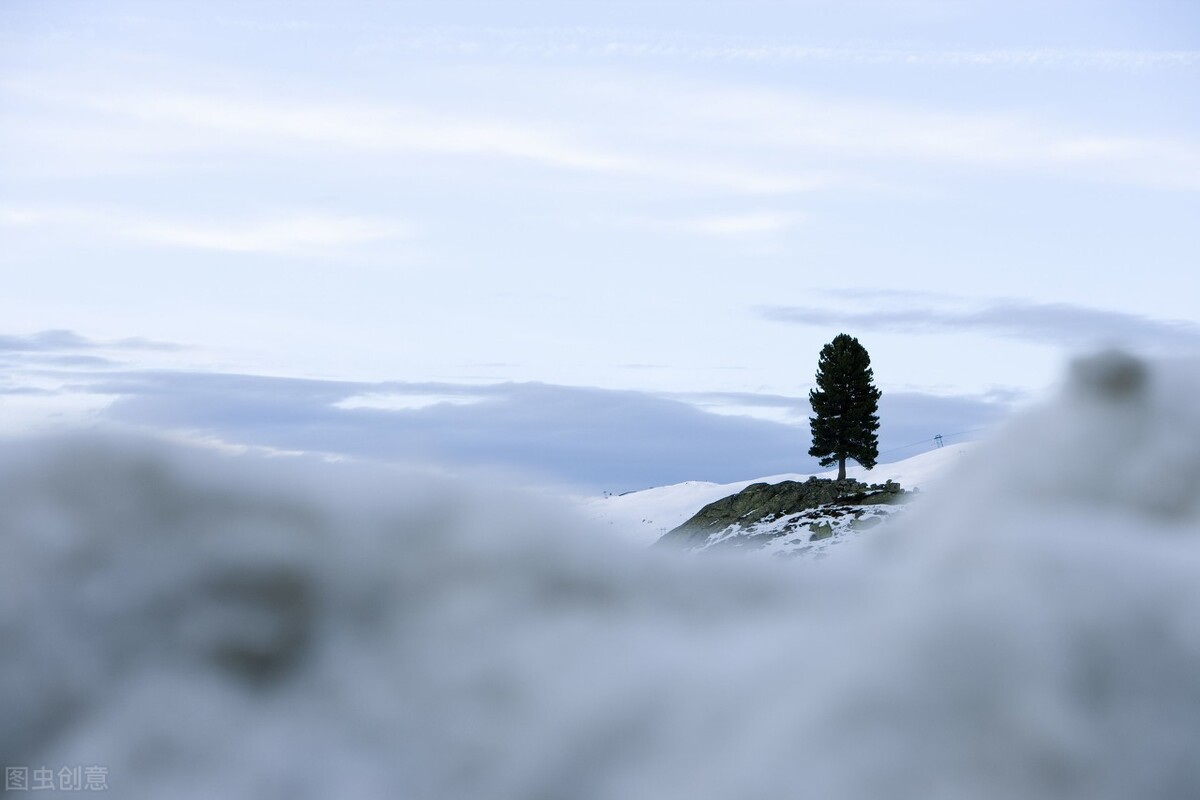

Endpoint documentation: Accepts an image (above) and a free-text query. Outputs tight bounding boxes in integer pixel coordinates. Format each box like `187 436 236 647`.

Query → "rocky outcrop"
655 476 910 553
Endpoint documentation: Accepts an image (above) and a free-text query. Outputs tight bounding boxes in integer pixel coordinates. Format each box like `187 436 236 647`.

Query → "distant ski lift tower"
934 434 944 448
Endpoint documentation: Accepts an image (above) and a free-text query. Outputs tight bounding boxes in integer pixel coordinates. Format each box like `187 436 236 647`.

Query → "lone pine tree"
808 333 882 481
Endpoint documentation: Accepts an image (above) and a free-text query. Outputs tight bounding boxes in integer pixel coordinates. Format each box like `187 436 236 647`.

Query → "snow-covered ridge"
580 442 974 546
656 476 911 557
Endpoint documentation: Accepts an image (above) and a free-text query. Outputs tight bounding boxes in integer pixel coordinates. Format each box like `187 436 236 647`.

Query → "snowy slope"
579 442 974 546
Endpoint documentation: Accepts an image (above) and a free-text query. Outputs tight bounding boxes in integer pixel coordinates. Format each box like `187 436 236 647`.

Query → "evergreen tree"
808 333 881 481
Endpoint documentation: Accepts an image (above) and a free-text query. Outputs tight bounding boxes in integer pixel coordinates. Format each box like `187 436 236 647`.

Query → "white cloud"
681 401 803 426
760 296 1200 353
0 207 52 226
0 205 409 256
679 212 804 236
609 211 806 238
351 28 1200 70
10 61 1196 194
125 215 406 255
333 393 485 411
666 88 1200 189
84 91 640 174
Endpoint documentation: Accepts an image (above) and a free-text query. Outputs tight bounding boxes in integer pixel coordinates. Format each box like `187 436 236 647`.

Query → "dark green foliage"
808 333 882 480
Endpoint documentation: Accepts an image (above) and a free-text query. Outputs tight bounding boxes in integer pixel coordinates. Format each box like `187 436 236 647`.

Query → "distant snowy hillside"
580 442 973 546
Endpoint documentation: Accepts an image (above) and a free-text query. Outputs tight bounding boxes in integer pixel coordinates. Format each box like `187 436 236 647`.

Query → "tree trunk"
837 456 846 481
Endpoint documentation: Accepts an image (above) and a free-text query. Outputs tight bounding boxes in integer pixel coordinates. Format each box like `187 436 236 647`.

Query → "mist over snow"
2 352 1200 799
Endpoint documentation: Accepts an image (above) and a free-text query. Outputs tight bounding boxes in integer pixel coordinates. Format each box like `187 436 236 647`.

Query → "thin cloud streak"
91 91 641 173
109 89 1200 190
760 300 1200 352
126 215 407 255
602 211 806 238
1 205 409 255
675 90 1200 190
107 91 836 194
1 80 829 193
10 68 1196 193
0 330 183 353
355 29 1200 69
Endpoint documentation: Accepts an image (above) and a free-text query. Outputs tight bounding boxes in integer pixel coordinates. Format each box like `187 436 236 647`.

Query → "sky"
1 0 1197 491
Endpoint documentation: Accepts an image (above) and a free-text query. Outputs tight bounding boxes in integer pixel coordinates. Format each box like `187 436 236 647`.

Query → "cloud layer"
0 331 1011 491
761 299 1200 353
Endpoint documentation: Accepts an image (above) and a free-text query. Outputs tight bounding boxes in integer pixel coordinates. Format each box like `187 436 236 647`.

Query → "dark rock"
808 522 833 541
851 515 883 531
655 476 913 550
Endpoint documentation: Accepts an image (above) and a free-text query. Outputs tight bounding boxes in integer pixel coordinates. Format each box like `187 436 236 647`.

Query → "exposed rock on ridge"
655 476 911 553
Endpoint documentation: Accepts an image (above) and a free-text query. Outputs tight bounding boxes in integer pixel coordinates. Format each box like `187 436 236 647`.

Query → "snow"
579 442 974 545
3 352 1200 800
705 501 907 559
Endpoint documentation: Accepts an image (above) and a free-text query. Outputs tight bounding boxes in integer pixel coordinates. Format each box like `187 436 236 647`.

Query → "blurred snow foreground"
3 352 1200 800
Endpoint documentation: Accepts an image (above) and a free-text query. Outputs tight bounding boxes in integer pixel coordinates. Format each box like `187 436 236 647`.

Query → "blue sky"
1 0 1197 490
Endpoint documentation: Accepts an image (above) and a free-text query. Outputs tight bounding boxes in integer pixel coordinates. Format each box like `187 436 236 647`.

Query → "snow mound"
3 351 1200 800
674 486 910 558
580 443 972 546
